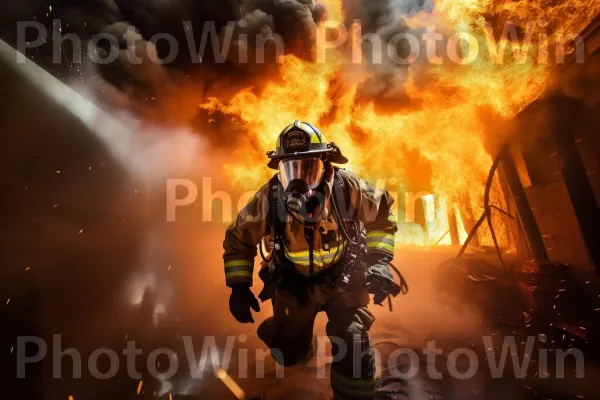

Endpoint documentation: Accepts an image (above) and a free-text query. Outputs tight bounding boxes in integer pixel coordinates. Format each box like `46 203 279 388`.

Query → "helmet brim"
267 147 348 169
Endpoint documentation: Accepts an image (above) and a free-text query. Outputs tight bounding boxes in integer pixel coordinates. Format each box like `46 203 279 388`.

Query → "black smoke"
341 0 437 112
0 0 327 127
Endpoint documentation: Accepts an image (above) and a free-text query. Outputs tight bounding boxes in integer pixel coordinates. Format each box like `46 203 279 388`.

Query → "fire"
201 0 600 246
320 0 344 21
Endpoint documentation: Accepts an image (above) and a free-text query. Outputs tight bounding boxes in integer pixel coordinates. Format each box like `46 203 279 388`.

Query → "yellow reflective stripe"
225 260 253 280
224 260 253 268
366 231 394 240
286 244 345 267
367 242 395 252
286 243 345 258
287 251 344 262
225 266 253 274
366 231 395 253
225 270 253 278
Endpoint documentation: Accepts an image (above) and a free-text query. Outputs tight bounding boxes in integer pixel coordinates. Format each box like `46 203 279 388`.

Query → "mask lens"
278 157 325 191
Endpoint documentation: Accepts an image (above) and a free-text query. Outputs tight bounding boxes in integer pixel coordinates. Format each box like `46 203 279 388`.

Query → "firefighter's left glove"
229 284 261 323
366 274 401 306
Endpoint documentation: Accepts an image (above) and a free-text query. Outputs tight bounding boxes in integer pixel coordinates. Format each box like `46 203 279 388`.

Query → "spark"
137 380 143 395
216 368 245 400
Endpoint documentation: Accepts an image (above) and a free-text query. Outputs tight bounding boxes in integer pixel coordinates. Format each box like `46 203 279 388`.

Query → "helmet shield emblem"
283 129 310 153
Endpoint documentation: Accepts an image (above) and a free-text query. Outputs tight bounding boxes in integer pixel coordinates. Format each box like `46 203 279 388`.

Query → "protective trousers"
257 285 376 399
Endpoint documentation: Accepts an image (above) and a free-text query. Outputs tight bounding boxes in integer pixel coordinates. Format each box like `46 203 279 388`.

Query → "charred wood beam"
547 96 600 276
448 209 460 245
459 194 480 246
497 165 531 258
500 153 549 262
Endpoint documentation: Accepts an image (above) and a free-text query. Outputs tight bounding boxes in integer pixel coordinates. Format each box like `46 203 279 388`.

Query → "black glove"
366 274 401 305
229 284 260 323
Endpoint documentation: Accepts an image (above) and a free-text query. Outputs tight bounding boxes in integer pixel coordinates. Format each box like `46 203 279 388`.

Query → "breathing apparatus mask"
278 157 325 222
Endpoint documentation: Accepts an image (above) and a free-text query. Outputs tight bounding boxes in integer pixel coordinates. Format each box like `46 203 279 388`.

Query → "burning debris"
4 0 600 246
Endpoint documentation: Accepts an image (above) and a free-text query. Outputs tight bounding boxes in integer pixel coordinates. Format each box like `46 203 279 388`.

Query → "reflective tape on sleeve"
366 231 395 253
224 259 253 281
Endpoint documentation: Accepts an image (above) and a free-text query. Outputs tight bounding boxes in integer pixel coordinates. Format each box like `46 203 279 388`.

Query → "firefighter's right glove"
366 273 401 305
229 284 260 323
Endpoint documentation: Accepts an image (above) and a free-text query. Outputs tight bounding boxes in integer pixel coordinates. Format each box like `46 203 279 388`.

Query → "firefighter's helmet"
266 121 348 169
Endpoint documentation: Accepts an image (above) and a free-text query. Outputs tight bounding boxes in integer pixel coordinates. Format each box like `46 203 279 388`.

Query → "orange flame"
201 0 600 246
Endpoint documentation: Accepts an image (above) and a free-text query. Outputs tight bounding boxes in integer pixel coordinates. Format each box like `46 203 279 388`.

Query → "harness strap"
268 176 286 254
304 223 315 293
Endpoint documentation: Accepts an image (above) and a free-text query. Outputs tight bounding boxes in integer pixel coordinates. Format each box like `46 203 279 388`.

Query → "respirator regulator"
278 157 325 222
284 179 311 214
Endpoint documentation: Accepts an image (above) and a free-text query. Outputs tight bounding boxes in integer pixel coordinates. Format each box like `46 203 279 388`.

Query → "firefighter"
223 121 401 399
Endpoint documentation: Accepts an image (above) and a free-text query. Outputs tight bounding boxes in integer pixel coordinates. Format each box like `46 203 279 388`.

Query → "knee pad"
327 307 375 340
257 317 315 367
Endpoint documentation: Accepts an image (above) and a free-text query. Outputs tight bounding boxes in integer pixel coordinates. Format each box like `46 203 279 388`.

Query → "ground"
136 246 600 400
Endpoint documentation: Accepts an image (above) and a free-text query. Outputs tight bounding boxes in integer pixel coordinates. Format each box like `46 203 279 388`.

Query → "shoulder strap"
332 169 357 222
267 175 287 249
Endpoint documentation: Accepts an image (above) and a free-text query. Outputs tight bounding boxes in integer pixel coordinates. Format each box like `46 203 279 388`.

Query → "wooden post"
500 153 549 262
459 194 480 246
547 96 600 275
448 209 460 245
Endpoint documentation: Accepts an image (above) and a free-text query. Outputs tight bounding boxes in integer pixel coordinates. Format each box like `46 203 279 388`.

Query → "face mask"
278 157 325 220
278 157 325 191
